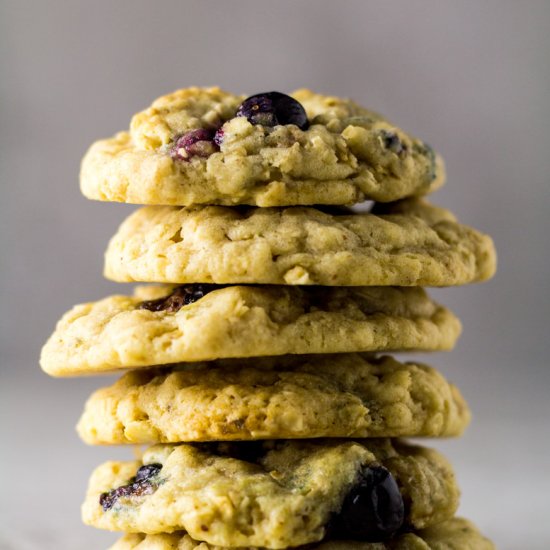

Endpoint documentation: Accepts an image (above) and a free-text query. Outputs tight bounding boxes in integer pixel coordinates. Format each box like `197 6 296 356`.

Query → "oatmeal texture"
77 354 470 444
40 285 461 376
104 198 496 286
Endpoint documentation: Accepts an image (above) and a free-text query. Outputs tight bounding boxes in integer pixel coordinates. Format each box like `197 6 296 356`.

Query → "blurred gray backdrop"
1 1 549 548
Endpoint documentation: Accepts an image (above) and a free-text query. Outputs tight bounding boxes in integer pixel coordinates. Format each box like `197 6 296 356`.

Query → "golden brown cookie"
40 285 461 376
77 354 470 444
104 199 496 286
82 439 459 548
81 88 444 207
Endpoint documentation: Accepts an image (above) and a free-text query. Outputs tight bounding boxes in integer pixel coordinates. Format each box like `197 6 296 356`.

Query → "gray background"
1 1 549 548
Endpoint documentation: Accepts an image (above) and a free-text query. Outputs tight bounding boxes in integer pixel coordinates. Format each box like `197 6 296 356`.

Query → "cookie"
104 198 496 286
82 439 459 548
80 88 445 207
77 354 470 444
110 517 494 549
40 285 461 376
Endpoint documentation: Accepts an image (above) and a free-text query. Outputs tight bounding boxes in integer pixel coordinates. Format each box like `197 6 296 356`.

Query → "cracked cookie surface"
104 198 496 286
110 517 494 550
77 354 470 444
82 439 459 548
40 285 461 376
80 88 445 207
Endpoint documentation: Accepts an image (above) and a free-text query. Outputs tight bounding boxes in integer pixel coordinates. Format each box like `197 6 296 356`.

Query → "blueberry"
330 464 404 541
100 463 163 511
236 92 309 130
135 463 162 482
170 129 218 161
380 130 407 156
138 284 218 313
213 127 225 147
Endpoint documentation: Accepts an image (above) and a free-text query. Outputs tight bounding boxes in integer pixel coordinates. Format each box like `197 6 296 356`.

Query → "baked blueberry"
135 463 162 482
213 127 224 147
170 129 218 161
100 463 163 511
380 130 407 156
236 92 309 130
138 285 217 313
330 464 404 541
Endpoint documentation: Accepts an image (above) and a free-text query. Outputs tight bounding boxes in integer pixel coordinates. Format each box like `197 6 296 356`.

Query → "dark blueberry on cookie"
213 127 225 147
100 463 163 511
170 129 218 161
134 463 162 482
138 284 218 313
236 92 309 130
330 464 404 541
380 130 407 156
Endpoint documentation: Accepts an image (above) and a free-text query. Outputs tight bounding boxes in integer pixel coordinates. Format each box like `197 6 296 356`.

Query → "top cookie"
80 88 445 207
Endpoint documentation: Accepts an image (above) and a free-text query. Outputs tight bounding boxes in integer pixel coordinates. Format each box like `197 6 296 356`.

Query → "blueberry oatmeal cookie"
82 439 459 548
80 88 445 207
40 285 461 376
110 517 495 550
39 78 499 549
104 199 496 286
77 354 470 444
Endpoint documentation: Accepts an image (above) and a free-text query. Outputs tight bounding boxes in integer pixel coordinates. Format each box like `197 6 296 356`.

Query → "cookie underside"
110 517 495 550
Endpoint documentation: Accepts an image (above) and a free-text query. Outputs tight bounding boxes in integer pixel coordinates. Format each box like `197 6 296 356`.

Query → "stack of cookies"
40 88 497 549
